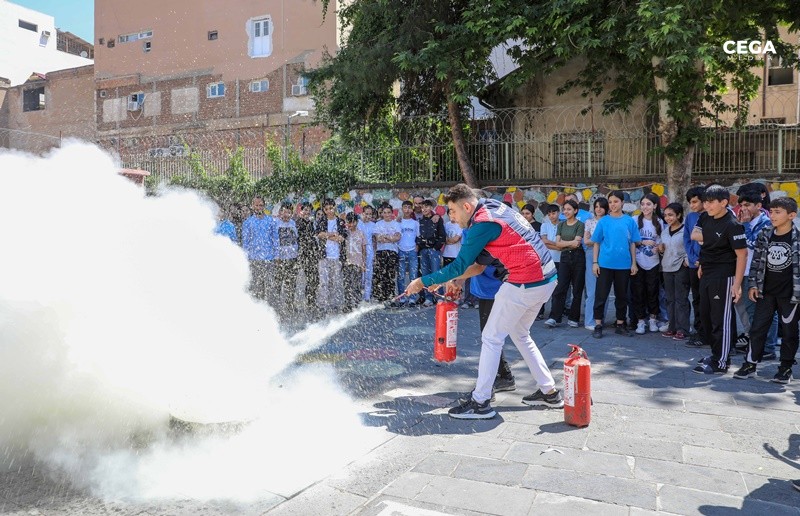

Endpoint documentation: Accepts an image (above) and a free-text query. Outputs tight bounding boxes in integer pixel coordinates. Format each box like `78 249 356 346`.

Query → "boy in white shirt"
397 200 420 306
373 204 401 303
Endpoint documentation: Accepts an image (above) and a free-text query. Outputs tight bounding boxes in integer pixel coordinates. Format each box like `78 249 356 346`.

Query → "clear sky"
12 0 94 42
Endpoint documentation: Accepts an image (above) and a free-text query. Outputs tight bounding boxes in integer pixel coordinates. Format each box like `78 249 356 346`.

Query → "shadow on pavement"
359 394 502 436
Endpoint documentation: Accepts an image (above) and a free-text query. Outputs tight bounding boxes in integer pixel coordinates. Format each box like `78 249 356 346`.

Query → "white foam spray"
0 143 384 502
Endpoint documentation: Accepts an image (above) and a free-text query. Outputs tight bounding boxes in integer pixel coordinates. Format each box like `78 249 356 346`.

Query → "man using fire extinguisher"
405 184 563 419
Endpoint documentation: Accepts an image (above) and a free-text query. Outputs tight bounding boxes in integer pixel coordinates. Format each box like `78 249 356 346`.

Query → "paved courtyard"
2 305 799 515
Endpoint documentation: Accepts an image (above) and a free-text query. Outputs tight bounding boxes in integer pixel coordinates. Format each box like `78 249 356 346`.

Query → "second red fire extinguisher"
433 298 458 362
564 344 591 427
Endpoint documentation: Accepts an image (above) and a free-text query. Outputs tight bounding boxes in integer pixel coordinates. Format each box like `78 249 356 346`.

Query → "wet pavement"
3 305 800 515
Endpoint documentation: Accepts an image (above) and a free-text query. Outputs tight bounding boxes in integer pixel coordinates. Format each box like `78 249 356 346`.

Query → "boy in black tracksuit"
691 185 748 374
734 197 800 384
416 199 446 306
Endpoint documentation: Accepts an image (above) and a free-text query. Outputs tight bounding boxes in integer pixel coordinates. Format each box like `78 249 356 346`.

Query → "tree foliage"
310 0 498 186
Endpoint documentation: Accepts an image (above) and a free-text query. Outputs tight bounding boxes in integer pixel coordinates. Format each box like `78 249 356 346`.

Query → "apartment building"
93 0 339 163
0 0 93 87
0 1 94 152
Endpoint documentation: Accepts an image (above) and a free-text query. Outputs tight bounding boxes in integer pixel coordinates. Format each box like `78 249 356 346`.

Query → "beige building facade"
0 65 95 153
93 0 338 163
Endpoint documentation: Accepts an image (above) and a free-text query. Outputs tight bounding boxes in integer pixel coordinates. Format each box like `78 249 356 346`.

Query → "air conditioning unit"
128 93 144 111
41 30 51 37
99 90 107 98
127 100 141 111
291 84 307 96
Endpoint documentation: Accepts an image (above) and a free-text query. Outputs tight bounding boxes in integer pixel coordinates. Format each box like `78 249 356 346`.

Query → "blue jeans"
398 249 419 303
419 248 442 302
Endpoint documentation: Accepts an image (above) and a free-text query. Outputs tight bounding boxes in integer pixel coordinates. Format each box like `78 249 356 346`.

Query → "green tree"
312 0 497 187
466 0 800 200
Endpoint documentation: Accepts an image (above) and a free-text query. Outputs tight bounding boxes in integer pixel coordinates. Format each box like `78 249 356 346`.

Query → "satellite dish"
80 50 88 58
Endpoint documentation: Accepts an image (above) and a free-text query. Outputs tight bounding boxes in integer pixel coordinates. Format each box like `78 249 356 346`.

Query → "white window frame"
207 82 225 98
250 79 269 92
248 16 273 58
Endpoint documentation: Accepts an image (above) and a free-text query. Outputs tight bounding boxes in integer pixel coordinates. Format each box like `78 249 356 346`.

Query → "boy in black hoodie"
417 199 446 306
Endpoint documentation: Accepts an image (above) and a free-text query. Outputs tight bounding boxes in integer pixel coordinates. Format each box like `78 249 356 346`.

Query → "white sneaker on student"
636 320 646 334
649 318 659 333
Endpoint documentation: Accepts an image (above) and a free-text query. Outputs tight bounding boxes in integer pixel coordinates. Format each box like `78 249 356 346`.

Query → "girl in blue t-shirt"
590 190 642 338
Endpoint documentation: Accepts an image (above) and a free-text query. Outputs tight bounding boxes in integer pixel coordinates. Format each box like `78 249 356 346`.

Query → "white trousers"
473 280 558 403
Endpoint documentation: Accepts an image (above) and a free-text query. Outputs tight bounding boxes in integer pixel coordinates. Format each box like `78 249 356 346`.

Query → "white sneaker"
567 320 579 328
636 320 646 334
460 303 469 309
658 322 670 332
544 318 558 328
423 300 433 307
585 325 596 331
649 319 659 333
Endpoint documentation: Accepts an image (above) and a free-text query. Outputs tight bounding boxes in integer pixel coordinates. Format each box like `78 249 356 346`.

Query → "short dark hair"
322 198 335 208
421 199 435 208
300 202 313 210
702 185 730 203
593 197 609 214
738 182 770 208
737 190 762 205
563 199 579 211
443 183 478 204
608 190 625 203
280 202 293 211
686 186 706 203
379 203 393 212
546 203 560 214
502 200 513 208
345 212 359 223
664 202 684 222
521 203 535 213
363 204 375 213
401 200 413 208
770 196 798 214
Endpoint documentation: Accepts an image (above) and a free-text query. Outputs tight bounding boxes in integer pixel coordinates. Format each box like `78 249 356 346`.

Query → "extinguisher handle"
567 344 588 359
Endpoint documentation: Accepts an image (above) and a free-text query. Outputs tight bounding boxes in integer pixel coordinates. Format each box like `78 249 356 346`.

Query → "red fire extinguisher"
564 344 591 427
434 297 458 362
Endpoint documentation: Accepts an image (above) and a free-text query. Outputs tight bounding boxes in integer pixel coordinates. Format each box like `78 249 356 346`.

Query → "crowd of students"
537 182 799 383
216 181 799 384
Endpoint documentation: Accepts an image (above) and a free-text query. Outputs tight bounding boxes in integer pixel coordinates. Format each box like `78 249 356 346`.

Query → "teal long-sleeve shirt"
421 222 501 287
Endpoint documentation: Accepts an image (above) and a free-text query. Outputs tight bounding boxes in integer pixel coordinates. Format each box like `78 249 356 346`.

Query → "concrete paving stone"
325 435 446 498
414 475 537 515
591 403 723 431
587 432 683 462
718 416 800 439
439 436 513 460
591 390 685 411
495 405 566 426
733 391 800 413
413 453 461 476
527 491 629 516
499 421 589 449
266 484 364 515
506 442 634 478
591 418 736 449
357 495 488 516
657 484 800 516
686 399 797 424
628 508 682 516
521 465 657 510
450 455 530 487
379 471 438 500
740 472 800 510
682 444 800 478
633 457 747 496
728 432 800 458
651 385 738 404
